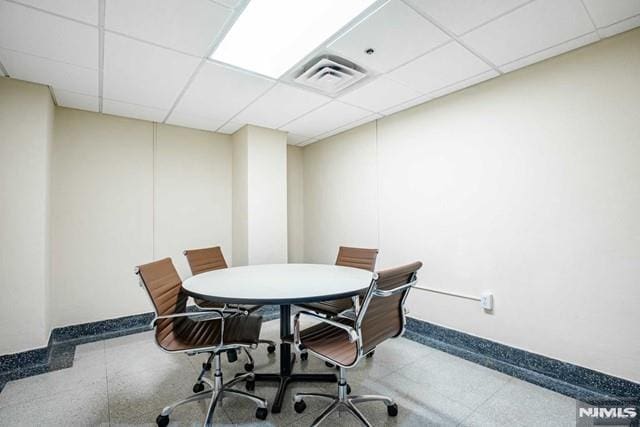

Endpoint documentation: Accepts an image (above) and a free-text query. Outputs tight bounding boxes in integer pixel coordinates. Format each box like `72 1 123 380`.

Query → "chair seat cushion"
156 314 262 352
300 318 358 366
297 297 353 316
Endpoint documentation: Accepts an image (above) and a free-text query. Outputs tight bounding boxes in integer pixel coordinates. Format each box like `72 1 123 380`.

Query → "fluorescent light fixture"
211 0 377 79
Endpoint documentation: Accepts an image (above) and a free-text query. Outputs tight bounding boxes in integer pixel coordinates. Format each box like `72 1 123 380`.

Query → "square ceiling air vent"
294 56 366 95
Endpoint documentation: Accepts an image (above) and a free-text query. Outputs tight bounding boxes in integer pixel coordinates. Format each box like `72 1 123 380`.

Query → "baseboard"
403 317 640 406
0 305 280 393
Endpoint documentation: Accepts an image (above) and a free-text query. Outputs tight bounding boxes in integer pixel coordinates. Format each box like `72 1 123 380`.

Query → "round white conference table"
181 263 374 413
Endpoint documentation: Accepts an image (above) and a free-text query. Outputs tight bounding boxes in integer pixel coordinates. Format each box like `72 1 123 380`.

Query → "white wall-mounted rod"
413 286 481 302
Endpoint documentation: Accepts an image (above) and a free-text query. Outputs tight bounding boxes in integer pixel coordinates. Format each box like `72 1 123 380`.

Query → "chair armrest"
338 309 357 321
193 302 249 317
372 279 417 297
293 310 359 349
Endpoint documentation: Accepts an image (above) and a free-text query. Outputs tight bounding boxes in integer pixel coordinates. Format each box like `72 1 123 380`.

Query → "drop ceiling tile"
165 111 226 132
297 138 318 147
174 61 274 123
0 1 98 68
53 88 99 112
212 0 242 8
460 0 595 66
598 14 640 38
328 0 450 73
428 69 499 99
217 121 244 134
105 0 232 56
279 101 372 138
339 76 423 113
287 134 310 145
499 32 599 73
380 94 431 116
315 113 381 141
388 41 491 94
103 99 167 122
234 83 331 129
404 0 529 36
13 0 99 24
582 0 640 28
0 48 98 95
103 32 200 109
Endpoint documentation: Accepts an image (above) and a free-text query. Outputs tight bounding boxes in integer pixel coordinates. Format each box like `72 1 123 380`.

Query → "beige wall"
302 29 640 382
154 124 232 279
247 126 288 265
287 145 304 263
232 125 288 266
51 109 232 327
231 127 249 266
0 77 54 354
51 110 153 327
303 123 379 264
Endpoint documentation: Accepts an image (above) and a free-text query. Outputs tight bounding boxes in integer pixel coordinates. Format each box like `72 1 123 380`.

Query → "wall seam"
152 122 157 259
375 119 381 251
98 0 105 113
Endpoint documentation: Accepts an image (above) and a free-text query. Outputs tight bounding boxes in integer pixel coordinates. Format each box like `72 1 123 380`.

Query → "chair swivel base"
157 361 268 426
239 339 277 373
293 381 397 427
260 339 278 354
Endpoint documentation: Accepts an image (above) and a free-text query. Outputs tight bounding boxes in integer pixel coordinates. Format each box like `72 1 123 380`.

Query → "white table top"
181 263 374 305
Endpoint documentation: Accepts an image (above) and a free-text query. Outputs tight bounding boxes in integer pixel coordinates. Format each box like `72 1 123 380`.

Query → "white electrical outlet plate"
480 292 494 310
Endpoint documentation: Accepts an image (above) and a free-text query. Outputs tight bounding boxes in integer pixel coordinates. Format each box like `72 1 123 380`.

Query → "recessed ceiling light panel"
211 0 378 78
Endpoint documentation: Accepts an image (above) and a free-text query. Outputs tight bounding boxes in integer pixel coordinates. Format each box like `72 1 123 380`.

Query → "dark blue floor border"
403 318 640 407
0 306 279 393
1 306 637 408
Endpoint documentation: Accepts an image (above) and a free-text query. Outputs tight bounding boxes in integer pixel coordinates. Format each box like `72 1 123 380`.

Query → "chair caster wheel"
245 379 255 391
294 400 307 414
227 350 238 363
267 344 276 354
366 350 375 358
387 403 398 417
244 362 254 372
300 352 308 361
156 414 170 427
192 382 205 393
255 407 268 420
325 361 335 368
202 362 212 370
347 384 351 394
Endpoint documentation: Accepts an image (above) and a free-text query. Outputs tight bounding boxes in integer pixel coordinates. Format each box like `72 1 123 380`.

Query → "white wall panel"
287 145 304 263
0 77 53 354
51 110 154 327
154 124 232 279
302 30 640 382
303 123 379 264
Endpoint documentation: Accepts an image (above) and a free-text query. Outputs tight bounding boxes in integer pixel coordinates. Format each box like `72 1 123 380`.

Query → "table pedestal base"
248 305 338 413
251 352 337 413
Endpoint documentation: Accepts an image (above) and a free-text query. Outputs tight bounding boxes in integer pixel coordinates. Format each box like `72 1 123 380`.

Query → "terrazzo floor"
0 319 582 426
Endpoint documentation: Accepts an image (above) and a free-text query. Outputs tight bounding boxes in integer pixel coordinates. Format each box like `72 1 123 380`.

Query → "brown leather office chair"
183 246 235 310
296 246 378 317
183 246 276 371
296 246 378 365
292 261 422 426
135 258 268 426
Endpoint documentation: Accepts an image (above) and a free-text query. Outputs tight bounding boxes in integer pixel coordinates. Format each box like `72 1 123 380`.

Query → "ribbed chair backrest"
184 246 228 276
359 261 422 354
335 246 378 272
136 258 187 347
